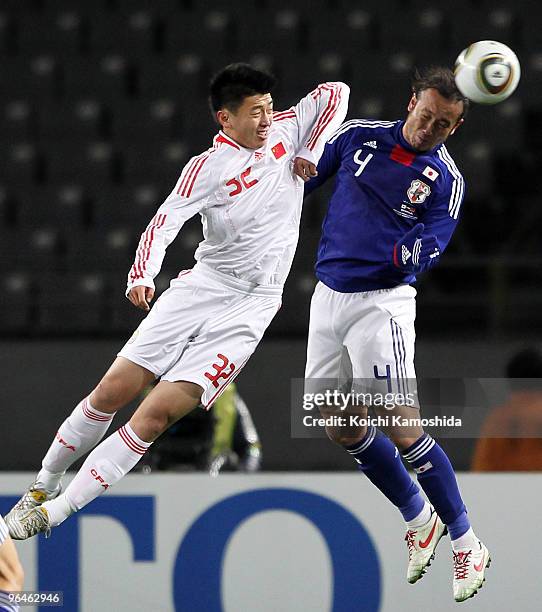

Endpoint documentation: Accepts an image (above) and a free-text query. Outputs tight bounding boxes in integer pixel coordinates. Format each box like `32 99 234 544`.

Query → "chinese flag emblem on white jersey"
271 142 286 159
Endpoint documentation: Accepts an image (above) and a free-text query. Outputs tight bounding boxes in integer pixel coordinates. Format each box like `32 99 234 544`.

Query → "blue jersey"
305 119 465 293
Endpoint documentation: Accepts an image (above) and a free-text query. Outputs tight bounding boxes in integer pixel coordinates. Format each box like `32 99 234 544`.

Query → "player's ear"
216 109 230 129
407 93 417 113
450 118 464 136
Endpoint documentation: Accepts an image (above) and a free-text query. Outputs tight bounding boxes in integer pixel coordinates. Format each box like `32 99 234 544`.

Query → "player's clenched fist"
127 285 155 311
392 223 440 272
293 157 318 182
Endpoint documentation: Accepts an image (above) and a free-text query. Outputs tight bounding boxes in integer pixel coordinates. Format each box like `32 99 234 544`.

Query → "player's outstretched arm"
125 152 220 304
293 81 350 169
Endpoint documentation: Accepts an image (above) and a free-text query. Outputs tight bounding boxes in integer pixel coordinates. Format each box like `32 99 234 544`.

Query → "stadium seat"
0 185 18 227
3 227 63 273
0 9 16 56
38 99 107 143
235 10 304 60
0 99 37 145
380 8 449 57
92 183 163 230
308 8 377 58
136 55 209 103
17 11 86 55
36 272 108 334
163 9 234 57
110 98 184 144
88 10 158 57
66 227 137 273
0 272 33 333
1 56 61 102
460 141 494 200
449 7 519 52
46 141 119 185
17 184 89 229
63 56 134 102
520 52 542 109
121 140 189 185
1 142 43 186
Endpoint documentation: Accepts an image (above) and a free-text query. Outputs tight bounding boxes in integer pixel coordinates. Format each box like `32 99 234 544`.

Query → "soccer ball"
454 40 520 105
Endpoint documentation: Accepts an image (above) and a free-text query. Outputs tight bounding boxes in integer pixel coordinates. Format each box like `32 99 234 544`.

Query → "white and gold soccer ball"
454 40 520 104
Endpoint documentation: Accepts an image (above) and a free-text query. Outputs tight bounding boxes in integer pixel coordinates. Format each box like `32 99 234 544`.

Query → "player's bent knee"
388 428 424 451
131 381 203 442
90 377 129 412
325 425 368 447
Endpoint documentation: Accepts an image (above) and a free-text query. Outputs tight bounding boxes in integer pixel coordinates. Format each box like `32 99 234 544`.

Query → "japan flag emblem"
422 166 439 181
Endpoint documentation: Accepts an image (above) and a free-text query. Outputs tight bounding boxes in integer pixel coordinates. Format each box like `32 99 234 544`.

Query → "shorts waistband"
193 262 283 297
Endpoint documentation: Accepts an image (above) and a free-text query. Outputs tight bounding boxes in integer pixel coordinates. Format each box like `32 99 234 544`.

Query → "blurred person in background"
472 346 542 471
137 382 262 475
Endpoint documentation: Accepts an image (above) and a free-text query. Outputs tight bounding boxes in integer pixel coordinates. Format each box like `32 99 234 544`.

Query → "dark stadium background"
1 0 540 471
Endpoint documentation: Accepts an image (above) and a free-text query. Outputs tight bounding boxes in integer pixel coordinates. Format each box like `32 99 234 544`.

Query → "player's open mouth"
257 130 268 138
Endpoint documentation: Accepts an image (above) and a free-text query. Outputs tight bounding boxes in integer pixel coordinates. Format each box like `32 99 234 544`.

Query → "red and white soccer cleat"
453 540 491 602
405 508 447 584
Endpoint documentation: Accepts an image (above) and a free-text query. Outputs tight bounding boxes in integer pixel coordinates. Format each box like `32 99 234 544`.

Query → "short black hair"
411 66 469 119
506 346 542 390
209 63 277 117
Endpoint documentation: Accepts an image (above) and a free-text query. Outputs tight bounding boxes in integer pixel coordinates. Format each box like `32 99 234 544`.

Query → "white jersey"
127 82 350 293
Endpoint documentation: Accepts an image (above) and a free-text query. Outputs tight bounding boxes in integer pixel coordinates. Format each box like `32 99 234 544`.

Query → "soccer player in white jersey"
301 67 489 602
0 516 24 612
5 64 349 538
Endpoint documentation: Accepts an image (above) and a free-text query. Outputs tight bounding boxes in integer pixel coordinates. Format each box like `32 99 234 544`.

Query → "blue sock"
346 426 425 522
402 433 470 540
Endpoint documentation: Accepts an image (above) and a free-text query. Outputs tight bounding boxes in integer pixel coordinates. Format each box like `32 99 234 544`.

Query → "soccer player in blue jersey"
301 67 490 603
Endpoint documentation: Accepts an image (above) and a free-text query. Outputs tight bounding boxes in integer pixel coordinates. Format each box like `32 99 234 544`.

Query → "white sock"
36 397 114 493
451 527 478 551
43 423 151 527
406 502 432 529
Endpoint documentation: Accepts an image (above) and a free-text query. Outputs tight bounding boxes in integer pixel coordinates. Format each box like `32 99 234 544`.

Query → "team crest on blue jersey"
407 179 431 204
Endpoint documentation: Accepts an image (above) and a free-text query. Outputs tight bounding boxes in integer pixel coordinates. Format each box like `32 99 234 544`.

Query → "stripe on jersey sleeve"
437 146 464 219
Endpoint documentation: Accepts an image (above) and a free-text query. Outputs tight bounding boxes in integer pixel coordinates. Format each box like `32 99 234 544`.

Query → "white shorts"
119 263 282 407
0 514 8 545
305 281 417 397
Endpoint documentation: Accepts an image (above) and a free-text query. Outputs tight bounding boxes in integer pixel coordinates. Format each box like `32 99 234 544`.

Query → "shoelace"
453 550 472 580
405 530 417 560
23 509 51 539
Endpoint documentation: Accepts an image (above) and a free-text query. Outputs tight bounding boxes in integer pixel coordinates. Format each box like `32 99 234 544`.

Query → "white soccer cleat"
5 506 51 540
4 481 61 525
453 540 491 602
405 508 447 584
